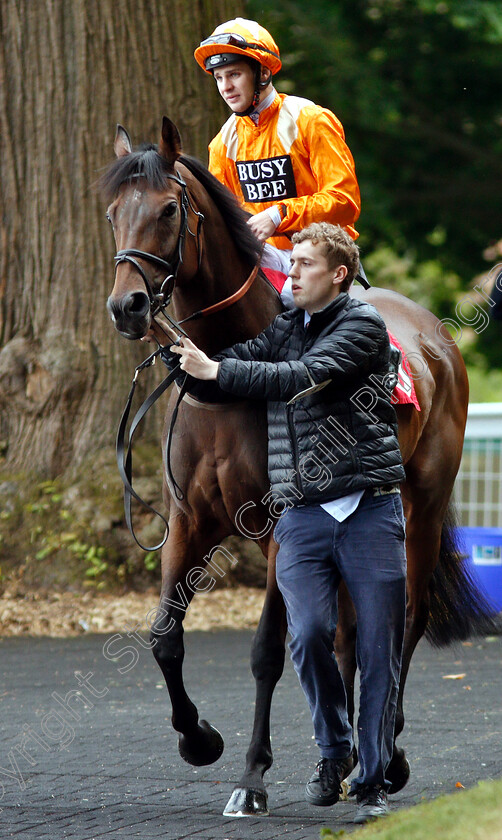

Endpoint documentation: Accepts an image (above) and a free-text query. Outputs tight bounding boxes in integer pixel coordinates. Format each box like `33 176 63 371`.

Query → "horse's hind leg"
224 542 288 817
335 581 358 728
385 496 440 792
150 512 226 767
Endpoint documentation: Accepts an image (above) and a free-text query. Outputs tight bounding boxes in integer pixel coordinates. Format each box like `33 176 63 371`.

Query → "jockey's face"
288 240 348 315
213 61 264 112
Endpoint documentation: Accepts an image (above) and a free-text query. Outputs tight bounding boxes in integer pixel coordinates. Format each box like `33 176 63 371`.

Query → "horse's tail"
425 502 501 647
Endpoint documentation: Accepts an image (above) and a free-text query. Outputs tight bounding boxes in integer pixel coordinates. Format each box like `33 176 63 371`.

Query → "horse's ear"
114 125 133 158
159 117 183 165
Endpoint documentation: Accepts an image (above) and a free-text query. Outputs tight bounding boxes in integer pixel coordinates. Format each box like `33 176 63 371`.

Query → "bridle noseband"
114 248 177 314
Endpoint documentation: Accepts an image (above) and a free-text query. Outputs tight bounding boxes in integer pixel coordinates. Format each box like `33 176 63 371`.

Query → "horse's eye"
106 213 113 224
162 202 178 218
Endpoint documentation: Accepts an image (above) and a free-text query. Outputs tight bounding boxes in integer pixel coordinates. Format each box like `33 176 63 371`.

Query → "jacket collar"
247 88 277 124
240 91 282 128
285 293 351 329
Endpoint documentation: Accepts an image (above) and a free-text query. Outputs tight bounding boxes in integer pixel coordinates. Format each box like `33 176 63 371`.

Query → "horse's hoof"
223 787 269 817
178 719 224 766
387 749 411 794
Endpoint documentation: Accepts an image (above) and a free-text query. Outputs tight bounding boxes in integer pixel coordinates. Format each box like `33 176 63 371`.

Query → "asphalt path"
1 629 501 840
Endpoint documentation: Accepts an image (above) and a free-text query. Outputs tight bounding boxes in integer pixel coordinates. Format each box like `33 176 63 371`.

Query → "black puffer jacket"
163 293 405 504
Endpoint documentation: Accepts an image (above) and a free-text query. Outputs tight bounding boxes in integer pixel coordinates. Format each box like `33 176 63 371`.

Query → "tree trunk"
0 0 238 476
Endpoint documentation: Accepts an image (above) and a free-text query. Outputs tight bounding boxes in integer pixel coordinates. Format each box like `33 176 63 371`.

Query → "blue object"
457 527 502 612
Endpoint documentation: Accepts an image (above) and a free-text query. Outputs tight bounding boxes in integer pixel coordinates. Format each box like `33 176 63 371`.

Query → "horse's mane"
179 154 263 266
99 144 262 267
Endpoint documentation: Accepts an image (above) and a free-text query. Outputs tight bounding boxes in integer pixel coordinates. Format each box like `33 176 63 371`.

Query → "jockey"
194 18 367 304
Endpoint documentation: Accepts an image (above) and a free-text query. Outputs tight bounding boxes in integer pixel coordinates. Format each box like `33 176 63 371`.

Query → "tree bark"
0 0 238 475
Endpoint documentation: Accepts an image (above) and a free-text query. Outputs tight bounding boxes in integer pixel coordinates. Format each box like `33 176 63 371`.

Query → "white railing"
454 403 502 528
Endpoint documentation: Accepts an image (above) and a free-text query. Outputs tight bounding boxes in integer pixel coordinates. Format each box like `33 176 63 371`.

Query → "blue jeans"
274 491 407 791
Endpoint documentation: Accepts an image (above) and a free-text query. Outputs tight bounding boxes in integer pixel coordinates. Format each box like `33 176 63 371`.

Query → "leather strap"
180 259 262 324
116 352 181 551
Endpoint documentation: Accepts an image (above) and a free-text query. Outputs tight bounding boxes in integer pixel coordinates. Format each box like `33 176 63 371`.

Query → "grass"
320 778 502 840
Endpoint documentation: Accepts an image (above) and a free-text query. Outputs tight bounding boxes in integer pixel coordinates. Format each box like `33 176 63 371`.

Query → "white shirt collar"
249 87 276 124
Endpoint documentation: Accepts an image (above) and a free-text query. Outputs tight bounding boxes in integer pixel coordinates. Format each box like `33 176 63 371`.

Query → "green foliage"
144 551 160 572
364 246 464 319
18 481 113 588
250 0 502 272
0 446 166 591
247 0 502 371
466 364 502 403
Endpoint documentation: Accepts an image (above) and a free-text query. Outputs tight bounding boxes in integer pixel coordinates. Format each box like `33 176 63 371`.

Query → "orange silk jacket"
208 92 361 251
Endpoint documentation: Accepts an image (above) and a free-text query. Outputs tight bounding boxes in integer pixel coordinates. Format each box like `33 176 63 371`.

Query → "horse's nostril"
125 291 150 318
106 291 150 333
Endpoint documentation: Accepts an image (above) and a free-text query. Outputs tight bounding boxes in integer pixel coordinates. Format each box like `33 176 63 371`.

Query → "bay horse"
102 117 495 817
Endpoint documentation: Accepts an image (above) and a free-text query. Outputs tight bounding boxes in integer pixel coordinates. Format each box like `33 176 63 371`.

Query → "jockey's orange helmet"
194 18 282 76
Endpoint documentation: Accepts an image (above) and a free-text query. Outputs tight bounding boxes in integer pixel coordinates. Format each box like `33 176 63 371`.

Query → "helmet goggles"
199 32 280 60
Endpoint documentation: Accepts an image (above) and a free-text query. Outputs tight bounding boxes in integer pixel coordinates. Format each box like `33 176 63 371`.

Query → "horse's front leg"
224 541 288 817
150 513 225 766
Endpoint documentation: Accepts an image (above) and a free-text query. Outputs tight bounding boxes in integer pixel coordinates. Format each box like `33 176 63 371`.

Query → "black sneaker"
353 784 389 823
305 749 357 807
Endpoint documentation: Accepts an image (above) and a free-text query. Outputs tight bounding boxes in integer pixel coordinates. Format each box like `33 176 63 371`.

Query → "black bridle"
113 170 204 326
114 248 179 316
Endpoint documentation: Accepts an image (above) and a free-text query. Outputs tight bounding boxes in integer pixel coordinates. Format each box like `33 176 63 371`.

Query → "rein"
179 259 262 324
116 349 192 551
114 171 263 550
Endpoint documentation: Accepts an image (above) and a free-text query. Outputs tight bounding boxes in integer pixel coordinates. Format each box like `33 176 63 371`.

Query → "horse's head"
103 117 195 340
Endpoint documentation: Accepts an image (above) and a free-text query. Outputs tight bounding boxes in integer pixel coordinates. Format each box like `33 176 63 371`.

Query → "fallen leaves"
0 586 265 637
